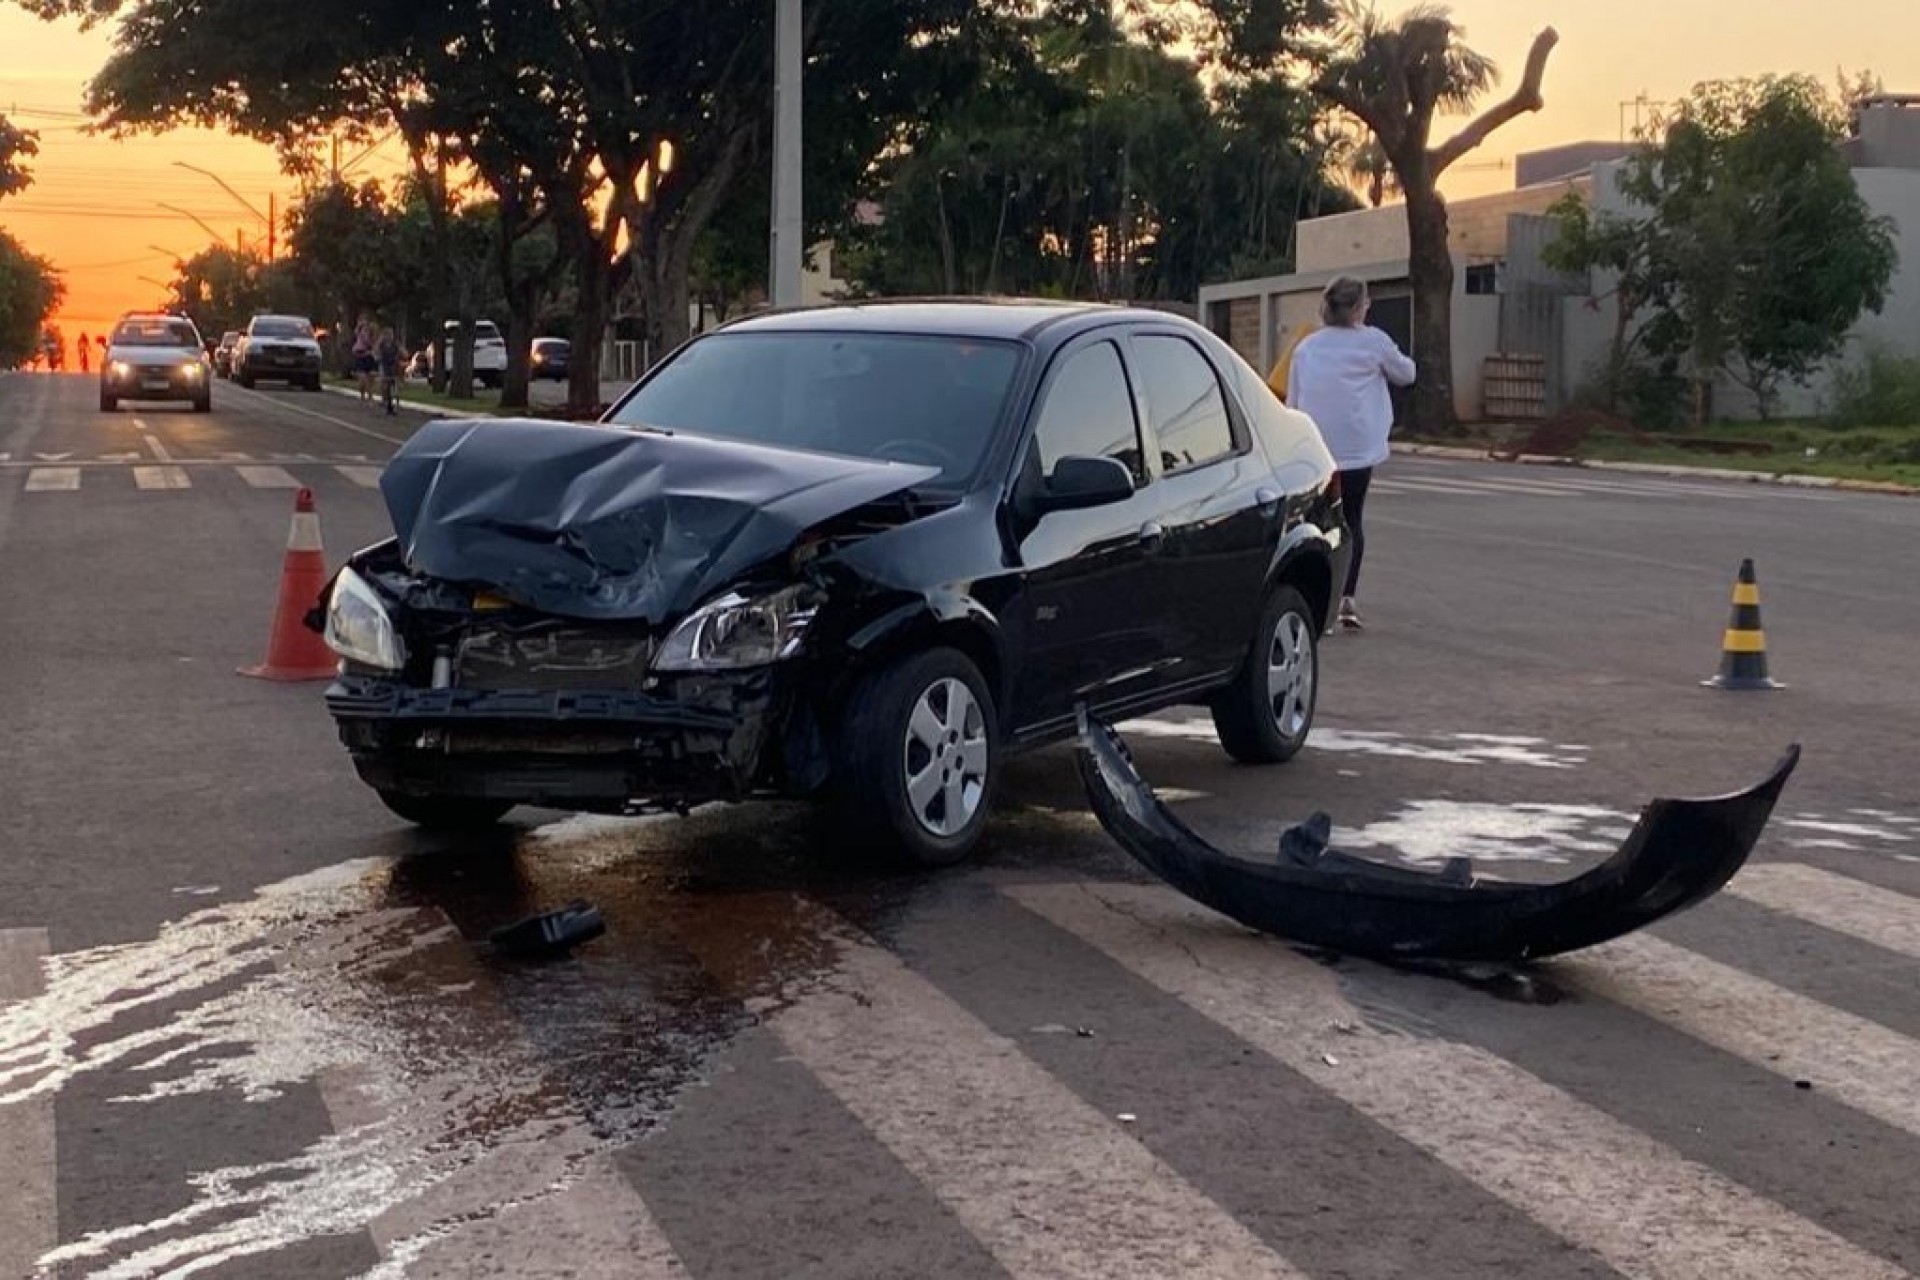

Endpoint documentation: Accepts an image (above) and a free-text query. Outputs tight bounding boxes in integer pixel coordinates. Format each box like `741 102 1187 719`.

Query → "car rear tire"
833 647 998 868
99 393 117 412
376 790 515 830
1211 584 1318 765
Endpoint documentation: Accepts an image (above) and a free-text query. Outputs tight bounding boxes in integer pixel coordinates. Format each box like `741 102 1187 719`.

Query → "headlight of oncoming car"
652 585 820 672
323 566 407 671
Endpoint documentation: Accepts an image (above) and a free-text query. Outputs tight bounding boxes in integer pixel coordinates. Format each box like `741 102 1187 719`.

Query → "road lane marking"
235 465 302 489
141 433 173 461
24 467 80 492
0 929 54 1280
1573 934 1920 1138
223 382 409 446
132 466 191 491
1392 474 1599 499
335 465 383 489
1371 478 1503 497
764 902 1308 1280
1728 864 1920 960
1010 883 1909 1280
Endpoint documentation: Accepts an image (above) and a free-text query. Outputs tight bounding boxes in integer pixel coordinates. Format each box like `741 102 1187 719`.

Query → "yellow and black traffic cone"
1704 558 1782 691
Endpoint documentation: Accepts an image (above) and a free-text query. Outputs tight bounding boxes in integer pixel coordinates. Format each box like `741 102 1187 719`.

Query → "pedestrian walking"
1285 276 1417 632
77 331 90 374
351 316 378 402
375 326 402 416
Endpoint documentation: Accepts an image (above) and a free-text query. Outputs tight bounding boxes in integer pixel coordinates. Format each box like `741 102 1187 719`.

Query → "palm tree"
1313 3 1558 433
1343 137 1398 208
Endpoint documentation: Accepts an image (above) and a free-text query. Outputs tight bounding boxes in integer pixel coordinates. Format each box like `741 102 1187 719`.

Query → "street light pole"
172 161 275 259
770 0 804 309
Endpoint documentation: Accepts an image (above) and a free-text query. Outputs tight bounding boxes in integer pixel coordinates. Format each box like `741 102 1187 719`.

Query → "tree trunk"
566 238 609 417
494 192 534 412
1404 183 1458 435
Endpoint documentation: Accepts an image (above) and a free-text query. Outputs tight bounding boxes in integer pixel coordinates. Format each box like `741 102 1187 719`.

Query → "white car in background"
441 320 508 389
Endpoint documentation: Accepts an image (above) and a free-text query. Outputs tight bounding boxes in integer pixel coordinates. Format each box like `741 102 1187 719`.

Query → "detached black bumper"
325 672 804 811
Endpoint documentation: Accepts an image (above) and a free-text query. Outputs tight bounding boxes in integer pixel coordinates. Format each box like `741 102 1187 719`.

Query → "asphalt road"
2 369 1917 1279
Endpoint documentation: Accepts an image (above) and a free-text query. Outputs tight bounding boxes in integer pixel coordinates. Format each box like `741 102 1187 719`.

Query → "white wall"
1452 293 1502 421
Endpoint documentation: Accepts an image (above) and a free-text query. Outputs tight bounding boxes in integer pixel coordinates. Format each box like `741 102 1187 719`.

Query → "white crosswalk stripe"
1728 863 1920 960
0 929 54 1280
1572 933 1920 1137
761 900 1309 1280
23 467 79 492
1010 883 1906 1280
131 465 191 490
234 464 303 489
335 465 384 488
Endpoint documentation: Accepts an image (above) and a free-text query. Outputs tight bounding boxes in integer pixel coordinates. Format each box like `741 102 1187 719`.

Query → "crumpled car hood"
379 418 940 621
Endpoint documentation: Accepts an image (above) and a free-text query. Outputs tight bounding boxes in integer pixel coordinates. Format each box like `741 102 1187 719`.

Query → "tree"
1344 137 1397 207
1312 3 1558 433
1546 76 1897 422
0 233 64 367
0 110 37 198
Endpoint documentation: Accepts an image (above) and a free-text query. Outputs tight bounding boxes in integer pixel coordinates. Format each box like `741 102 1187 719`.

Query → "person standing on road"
76 331 90 374
375 326 402 416
1286 276 1417 632
351 316 378 403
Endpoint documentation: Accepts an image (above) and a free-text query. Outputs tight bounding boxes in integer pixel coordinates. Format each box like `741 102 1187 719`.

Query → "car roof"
714 298 1186 343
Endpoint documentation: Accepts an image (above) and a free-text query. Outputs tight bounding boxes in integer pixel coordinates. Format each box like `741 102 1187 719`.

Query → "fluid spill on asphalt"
0 809 890 1278
1116 718 1590 770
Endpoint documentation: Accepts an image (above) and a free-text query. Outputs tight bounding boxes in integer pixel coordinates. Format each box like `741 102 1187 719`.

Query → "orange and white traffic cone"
239 487 340 682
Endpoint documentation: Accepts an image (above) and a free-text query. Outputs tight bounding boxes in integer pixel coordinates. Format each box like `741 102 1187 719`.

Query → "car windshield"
252 318 314 339
112 319 199 348
607 332 1024 488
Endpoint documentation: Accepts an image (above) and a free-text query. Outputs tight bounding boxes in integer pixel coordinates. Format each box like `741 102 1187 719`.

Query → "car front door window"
1030 341 1144 484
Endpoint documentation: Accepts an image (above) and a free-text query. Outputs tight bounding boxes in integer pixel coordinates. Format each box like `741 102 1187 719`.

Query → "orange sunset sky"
5 1 1920 341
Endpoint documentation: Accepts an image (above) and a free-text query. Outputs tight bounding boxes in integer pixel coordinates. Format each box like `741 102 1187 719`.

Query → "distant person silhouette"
77 331 90 373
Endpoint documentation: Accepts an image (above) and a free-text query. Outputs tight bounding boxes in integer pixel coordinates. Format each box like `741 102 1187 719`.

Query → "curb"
318 381 492 420
1389 441 1918 497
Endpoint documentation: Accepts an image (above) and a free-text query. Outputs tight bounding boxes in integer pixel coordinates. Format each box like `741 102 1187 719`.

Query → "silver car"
101 313 211 413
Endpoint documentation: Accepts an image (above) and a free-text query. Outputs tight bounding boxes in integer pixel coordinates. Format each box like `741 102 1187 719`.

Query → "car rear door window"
1031 341 1143 481
1133 335 1237 474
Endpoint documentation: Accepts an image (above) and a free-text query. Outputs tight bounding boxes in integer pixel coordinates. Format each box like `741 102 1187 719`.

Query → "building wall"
1295 178 1590 274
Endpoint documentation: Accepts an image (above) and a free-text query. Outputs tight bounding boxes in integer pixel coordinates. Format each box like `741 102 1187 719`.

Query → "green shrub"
1573 351 1690 430
1830 347 1920 427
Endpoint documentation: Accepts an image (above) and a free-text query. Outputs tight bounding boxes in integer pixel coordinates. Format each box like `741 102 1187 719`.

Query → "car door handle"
1138 521 1165 552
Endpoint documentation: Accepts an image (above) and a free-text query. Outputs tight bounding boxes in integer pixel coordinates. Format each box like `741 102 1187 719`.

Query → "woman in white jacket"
1286 276 1417 631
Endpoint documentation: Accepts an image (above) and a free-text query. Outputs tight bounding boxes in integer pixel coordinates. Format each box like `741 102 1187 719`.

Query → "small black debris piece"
490 900 606 958
1795 1080 1814 1091
1279 813 1334 867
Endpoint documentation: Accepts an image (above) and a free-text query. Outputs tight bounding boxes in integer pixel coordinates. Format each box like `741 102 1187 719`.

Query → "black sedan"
318 301 1348 865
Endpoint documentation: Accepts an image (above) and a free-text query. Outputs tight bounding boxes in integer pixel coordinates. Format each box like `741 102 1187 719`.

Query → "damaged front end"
318 418 944 815
1075 713 1800 961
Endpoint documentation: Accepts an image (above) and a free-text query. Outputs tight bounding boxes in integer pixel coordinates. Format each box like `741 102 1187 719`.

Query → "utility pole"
267 193 276 261
770 0 804 309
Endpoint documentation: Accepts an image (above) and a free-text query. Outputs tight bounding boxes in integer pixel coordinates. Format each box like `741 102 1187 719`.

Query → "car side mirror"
1037 455 1135 514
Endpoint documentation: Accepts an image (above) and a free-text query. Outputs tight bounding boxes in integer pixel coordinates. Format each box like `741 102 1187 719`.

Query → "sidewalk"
317 378 634 420
1391 441 1919 497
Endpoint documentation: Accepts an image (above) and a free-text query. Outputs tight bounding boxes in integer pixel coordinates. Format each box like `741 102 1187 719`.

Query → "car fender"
1263 522 1341 629
840 591 1012 714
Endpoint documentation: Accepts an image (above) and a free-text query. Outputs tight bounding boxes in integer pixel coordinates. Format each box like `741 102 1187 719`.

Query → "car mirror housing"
1038 455 1135 514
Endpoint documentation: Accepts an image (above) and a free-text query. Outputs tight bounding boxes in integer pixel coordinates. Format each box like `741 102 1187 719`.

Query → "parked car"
232 314 323 390
436 320 508 388
530 336 571 382
100 313 211 413
212 330 241 379
318 301 1347 865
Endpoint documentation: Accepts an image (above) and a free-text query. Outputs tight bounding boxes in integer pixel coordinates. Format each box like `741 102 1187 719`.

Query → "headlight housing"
652 584 820 672
182 362 203 378
109 361 131 377
323 567 407 671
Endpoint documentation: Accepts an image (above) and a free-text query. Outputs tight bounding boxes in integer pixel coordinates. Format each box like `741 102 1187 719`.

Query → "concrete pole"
770 0 804 309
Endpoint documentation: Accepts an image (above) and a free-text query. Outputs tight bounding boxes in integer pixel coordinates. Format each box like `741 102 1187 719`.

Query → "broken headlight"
652 584 820 672
323 566 407 671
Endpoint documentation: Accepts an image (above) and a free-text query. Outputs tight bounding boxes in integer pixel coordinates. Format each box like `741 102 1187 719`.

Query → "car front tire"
193 394 211 413
99 392 117 412
834 647 998 868
236 372 255 389
376 789 515 831
1211 583 1318 765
